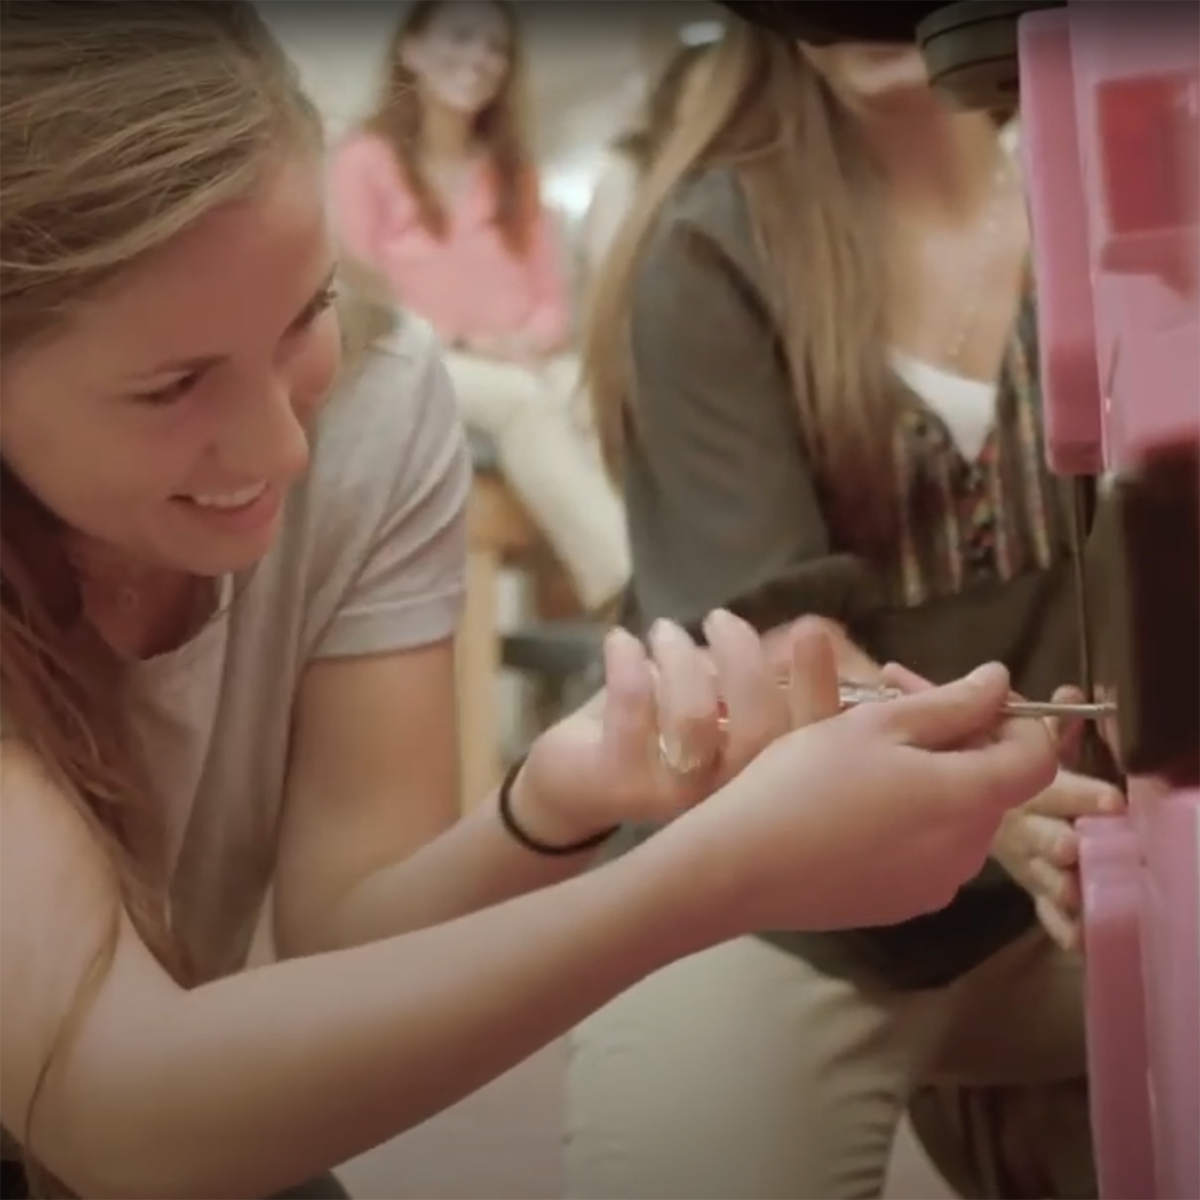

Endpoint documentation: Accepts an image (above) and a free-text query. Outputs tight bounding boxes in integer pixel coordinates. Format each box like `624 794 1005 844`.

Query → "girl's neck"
65 536 209 659
859 99 1005 220
66 535 176 596
420 97 478 165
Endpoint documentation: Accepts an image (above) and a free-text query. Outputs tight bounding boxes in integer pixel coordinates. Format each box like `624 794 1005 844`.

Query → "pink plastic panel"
1022 2 1200 476
1136 786 1200 1200
1068 1 1200 469
1077 816 1155 1199
1021 3 1200 1198
1079 791 1200 1199
1019 7 1103 475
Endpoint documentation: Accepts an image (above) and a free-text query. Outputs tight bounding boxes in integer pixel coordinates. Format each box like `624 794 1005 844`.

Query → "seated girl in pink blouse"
330 0 629 612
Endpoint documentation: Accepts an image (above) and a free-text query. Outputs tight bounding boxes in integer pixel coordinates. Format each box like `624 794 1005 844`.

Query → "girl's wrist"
503 752 616 851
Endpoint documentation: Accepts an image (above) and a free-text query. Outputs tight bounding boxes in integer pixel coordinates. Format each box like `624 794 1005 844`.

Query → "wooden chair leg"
526 558 583 731
532 556 583 622
456 547 503 811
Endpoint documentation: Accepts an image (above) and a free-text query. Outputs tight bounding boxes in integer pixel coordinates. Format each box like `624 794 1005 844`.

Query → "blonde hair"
0 0 391 1180
360 0 539 258
586 23 899 554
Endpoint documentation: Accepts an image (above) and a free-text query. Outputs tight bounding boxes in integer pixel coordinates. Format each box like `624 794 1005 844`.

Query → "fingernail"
604 624 628 659
604 627 641 688
605 625 636 655
1099 786 1125 813
650 618 685 647
604 624 643 662
702 608 733 637
967 662 1004 686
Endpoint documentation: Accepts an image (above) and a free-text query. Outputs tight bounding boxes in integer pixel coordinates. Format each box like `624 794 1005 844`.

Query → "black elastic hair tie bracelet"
497 755 617 857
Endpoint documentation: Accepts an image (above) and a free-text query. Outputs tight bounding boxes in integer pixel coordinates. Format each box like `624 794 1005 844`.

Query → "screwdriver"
712 678 1116 724
834 680 1115 720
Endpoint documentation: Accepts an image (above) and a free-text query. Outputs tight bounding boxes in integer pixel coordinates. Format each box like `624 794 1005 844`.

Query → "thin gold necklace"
944 153 1017 371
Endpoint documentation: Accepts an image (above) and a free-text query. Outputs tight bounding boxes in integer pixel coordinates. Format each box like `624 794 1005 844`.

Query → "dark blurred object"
503 620 605 733
1106 446 1200 786
719 1 947 45
916 0 1065 109
719 0 1067 110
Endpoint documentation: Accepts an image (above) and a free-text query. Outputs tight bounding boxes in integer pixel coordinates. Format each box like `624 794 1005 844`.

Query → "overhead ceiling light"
679 19 724 46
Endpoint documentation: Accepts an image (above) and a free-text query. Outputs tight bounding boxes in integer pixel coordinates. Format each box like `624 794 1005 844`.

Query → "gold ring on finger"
656 731 716 778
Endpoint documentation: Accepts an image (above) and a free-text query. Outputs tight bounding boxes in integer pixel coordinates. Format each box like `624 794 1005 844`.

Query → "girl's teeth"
188 483 267 509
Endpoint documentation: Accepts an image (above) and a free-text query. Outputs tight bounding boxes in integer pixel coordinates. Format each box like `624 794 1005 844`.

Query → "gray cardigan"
607 167 1110 991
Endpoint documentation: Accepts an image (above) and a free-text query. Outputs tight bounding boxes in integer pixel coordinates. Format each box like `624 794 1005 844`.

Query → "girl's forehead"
47 158 333 376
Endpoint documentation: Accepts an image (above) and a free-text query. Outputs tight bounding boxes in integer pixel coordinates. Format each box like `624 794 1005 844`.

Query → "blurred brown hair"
585 22 898 554
587 22 1018 557
611 40 716 175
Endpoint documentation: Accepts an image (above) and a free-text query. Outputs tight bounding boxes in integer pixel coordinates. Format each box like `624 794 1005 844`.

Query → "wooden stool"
457 431 608 811
457 466 540 810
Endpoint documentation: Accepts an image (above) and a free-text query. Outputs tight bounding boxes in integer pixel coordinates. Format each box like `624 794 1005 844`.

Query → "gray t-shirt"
5 315 471 986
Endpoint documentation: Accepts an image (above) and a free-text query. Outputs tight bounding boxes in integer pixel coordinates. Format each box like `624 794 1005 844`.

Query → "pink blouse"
329 132 570 352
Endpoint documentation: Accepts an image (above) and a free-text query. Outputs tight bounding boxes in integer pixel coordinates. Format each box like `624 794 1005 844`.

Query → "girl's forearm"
312 788 603 953
59 837 713 1200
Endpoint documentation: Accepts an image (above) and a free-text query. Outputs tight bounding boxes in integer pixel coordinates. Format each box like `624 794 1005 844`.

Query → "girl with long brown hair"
329 0 629 613
0 4 1061 1196
569 9 1119 1199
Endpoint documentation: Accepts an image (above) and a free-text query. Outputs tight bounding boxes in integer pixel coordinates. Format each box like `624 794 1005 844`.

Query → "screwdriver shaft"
713 679 1116 723
837 686 1114 720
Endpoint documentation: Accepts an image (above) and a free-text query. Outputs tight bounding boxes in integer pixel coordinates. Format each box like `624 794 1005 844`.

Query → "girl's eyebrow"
126 268 338 381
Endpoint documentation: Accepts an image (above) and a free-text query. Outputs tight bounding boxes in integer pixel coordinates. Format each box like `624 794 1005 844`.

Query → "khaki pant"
444 350 630 612
566 928 1093 1199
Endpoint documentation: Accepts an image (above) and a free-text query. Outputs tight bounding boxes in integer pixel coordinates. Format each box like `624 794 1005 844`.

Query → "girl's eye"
129 285 337 408
133 371 201 407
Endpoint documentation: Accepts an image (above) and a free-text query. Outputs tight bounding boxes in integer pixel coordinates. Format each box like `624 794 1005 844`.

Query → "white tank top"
891 349 999 461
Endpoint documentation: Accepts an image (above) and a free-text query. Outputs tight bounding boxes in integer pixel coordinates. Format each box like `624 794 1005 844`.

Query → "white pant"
444 350 629 612
566 930 1091 1199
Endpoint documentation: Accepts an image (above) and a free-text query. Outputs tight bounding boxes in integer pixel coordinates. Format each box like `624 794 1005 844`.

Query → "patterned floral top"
886 292 1066 609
